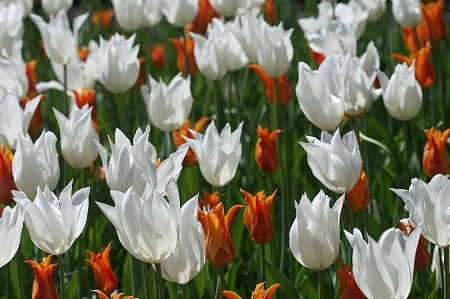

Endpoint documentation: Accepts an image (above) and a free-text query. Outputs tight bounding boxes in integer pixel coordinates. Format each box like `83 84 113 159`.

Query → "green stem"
213 80 224 131
77 169 85 298
261 243 266 283
15 254 23 299
444 247 449 299
63 64 68 116
181 283 189 299
142 262 151 299
218 268 226 293
129 254 137 295
403 121 410 186
115 93 127 137
183 32 189 77
155 263 165 299
318 270 324 299
164 131 172 159
58 255 66 299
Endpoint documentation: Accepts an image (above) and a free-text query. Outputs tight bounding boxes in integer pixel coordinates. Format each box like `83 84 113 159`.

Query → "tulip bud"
25 255 58 299
397 219 431 271
162 0 199 27
347 166 370 212
171 36 199 77
422 127 450 178
86 243 118 295
420 0 447 45
41 0 73 15
255 125 282 173
392 0 422 28
0 146 16 205
111 0 144 32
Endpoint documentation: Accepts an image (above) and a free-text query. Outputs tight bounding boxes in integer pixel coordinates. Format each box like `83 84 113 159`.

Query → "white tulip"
111 0 144 32
0 205 23 268
162 0 199 27
392 0 423 28
41 0 73 15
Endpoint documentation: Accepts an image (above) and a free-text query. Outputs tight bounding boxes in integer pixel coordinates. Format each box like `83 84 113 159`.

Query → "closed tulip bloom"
378 62 422 121
53 104 99 169
221 282 281 299
98 33 140 94
209 0 238 16
300 129 362 194
397 219 431 271
30 10 87 65
0 146 16 205
0 93 40 150
248 64 293 105
198 203 243 268
25 255 58 299
12 132 60 199
142 0 162 27
96 180 181 263
392 0 422 28
241 189 276 244
15 181 90 255
350 0 386 22
162 0 199 27
183 121 243 187
190 32 225 81
171 37 199 77
0 3 24 57
345 226 422 299
86 243 118 295
160 195 205 284
347 167 369 212
420 0 447 45
111 0 144 32
423 127 450 178
141 73 193 132
0 205 23 268
41 0 73 15
289 191 344 271
391 174 450 247
255 126 282 173
296 61 344 131
257 22 293 78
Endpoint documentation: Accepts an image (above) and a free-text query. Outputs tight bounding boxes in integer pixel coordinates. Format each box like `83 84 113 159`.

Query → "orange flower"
92 290 135 299
423 127 450 178
78 46 90 62
255 125 282 173
391 43 435 88
248 64 292 105
171 36 199 77
198 189 220 211
309 47 326 66
397 219 431 271
91 9 115 30
172 117 210 166
135 57 147 88
241 189 276 244
221 282 281 299
346 167 369 212
86 243 118 295
25 255 58 299
198 203 244 268
188 0 220 35
337 259 365 299
0 146 16 205
421 0 447 45
263 0 276 24
150 44 165 69
22 95 45 136
24 60 38 100
74 87 98 134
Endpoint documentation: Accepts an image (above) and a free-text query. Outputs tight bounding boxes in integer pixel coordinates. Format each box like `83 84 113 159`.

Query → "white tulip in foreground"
0 205 23 268
160 195 205 284
345 226 422 299
96 179 180 263
14 181 90 256
289 191 344 271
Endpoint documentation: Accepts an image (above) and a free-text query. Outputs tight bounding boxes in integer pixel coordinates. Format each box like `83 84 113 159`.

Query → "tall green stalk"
77 169 85 299
261 243 266 283
213 80 225 131
444 247 449 299
155 263 165 299
318 270 324 299
63 64 68 116
142 262 152 299
181 283 189 299
57 255 66 299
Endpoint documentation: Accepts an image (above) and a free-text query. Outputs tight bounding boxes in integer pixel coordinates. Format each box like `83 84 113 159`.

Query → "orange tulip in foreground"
337 259 365 299
86 243 118 295
263 0 276 24
255 126 282 173
346 167 370 212
25 255 58 299
0 146 16 205
248 64 293 105
198 203 244 268
171 36 199 77
397 219 431 271
221 282 281 299
172 117 210 166
241 189 276 244
423 127 450 178
198 189 220 211
92 290 135 299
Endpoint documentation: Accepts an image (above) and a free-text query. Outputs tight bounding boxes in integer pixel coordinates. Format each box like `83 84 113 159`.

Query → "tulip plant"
0 0 450 299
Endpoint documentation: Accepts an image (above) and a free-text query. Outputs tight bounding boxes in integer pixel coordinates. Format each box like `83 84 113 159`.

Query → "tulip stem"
444 247 449 299
218 267 226 293
164 131 172 159
142 262 151 299
318 270 324 299
183 31 189 76
15 254 24 299
403 121 410 186
181 283 189 299
155 263 165 299
63 64 68 116
78 169 85 299
261 243 266 283
58 255 66 299
115 93 128 137
213 80 224 131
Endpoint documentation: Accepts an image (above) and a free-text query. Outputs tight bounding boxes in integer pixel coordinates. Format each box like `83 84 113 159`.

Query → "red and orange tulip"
423 127 450 178
221 282 281 299
255 125 282 173
86 243 118 295
337 259 365 299
172 117 210 166
263 0 276 24
91 9 115 30
198 189 220 211
0 146 16 205
248 64 293 105
198 203 244 268
92 290 135 299
241 189 276 244
420 0 447 45
188 0 220 35
150 44 165 69
346 167 370 212
171 36 199 77
25 255 58 299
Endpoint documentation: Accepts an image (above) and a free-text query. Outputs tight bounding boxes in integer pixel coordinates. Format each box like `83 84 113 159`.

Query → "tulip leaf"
266 261 300 298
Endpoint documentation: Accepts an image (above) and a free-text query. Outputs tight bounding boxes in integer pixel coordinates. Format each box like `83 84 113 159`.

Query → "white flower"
142 0 162 27
392 0 423 28
0 41 28 99
0 2 24 57
111 0 144 32
0 205 23 268
41 0 73 15
209 0 239 17
162 0 199 27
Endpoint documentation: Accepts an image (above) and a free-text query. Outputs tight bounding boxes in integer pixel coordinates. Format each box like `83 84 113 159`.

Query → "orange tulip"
92 290 135 299
346 167 370 212
22 95 45 136
255 125 282 173
423 127 450 178
78 46 90 62
91 9 115 30
241 189 276 244
263 0 276 24
25 255 58 299
337 259 365 299
421 0 447 45
397 219 431 271
309 47 326 66
135 57 147 88
188 0 220 35
24 60 38 100
198 189 220 211
73 87 98 134
221 282 281 299
248 64 293 105
198 203 244 268
0 146 16 205
391 43 435 88
86 243 118 295
172 117 210 166
21 60 44 136
150 44 165 69
171 36 199 77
